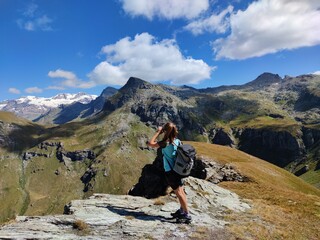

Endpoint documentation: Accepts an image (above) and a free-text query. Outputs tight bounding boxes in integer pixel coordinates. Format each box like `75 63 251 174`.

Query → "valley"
0 73 319 238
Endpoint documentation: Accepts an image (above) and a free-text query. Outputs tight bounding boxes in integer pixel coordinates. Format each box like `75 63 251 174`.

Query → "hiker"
147 122 192 223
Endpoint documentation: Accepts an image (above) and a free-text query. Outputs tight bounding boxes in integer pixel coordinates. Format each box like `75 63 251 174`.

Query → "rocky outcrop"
23 151 50 160
55 145 95 163
201 157 249 183
21 141 97 192
0 178 250 239
209 128 235 147
81 167 98 192
128 149 247 198
22 141 96 163
0 121 20 148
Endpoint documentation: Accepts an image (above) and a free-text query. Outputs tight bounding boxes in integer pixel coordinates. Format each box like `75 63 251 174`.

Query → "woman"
147 122 192 223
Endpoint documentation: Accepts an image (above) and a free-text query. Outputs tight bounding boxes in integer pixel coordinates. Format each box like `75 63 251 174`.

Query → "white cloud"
17 15 53 31
48 69 96 89
313 71 320 75
17 3 53 31
213 0 320 60
184 5 234 35
25 87 43 94
46 85 66 90
8 88 21 94
88 32 213 86
120 0 209 20
23 2 38 17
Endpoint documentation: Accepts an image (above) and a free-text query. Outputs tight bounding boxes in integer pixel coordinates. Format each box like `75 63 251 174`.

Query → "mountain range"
0 72 319 238
0 93 97 122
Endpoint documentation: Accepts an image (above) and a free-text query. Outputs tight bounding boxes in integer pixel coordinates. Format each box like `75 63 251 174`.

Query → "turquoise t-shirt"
161 138 181 172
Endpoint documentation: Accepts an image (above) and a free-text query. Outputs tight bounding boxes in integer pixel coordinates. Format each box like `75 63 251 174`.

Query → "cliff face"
236 128 304 167
209 126 319 171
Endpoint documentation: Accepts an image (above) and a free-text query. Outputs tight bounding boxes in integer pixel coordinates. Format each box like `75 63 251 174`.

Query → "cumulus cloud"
25 87 43 94
17 3 53 31
120 0 209 20
313 71 320 75
88 32 213 86
184 5 234 35
48 69 95 89
213 0 320 60
8 88 21 94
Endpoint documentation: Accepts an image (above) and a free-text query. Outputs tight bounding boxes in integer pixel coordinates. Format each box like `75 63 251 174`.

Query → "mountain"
0 93 98 122
104 74 320 186
0 73 319 238
34 87 118 124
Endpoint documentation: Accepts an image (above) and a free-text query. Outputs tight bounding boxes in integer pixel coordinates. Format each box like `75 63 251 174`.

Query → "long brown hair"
162 122 178 143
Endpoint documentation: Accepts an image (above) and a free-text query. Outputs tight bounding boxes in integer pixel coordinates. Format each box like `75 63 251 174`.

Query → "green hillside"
0 110 156 223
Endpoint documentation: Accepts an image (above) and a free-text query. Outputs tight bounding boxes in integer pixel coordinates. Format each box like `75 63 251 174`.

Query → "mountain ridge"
0 93 98 122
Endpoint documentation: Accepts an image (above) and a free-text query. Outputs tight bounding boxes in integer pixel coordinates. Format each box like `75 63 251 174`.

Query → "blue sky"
1 0 319 101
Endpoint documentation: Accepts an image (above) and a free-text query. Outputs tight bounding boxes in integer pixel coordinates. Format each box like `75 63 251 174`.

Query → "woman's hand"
147 126 163 148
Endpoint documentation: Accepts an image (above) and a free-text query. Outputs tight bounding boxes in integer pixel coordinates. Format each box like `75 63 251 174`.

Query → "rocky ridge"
0 177 250 239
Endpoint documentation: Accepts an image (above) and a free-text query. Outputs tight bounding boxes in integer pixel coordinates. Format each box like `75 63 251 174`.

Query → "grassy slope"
0 151 25 223
17 109 156 216
190 141 320 240
0 112 44 222
0 111 30 124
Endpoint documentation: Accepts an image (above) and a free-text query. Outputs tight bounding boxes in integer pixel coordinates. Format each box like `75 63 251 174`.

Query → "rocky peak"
120 77 154 93
244 72 282 89
100 87 118 98
103 77 160 112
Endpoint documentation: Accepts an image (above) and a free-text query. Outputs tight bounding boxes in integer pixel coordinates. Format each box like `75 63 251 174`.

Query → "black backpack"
167 142 196 177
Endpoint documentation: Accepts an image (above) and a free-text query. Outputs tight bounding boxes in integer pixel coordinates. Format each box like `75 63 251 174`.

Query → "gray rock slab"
0 177 250 239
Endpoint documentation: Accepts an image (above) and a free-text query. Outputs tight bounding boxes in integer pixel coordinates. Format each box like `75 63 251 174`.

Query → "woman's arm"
147 126 163 148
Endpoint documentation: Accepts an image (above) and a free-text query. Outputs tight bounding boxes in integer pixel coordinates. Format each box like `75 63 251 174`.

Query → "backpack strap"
172 139 182 147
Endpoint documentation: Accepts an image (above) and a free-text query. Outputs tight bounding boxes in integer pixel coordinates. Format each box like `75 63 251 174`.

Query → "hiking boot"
171 209 183 218
176 212 192 224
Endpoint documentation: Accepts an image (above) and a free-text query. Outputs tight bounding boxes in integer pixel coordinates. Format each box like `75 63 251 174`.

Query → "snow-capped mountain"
0 93 98 121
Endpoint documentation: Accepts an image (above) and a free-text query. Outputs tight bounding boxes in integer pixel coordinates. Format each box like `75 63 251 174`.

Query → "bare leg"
174 186 188 213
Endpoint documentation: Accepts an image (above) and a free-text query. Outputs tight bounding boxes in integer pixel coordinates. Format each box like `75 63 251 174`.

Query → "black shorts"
165 170 183 190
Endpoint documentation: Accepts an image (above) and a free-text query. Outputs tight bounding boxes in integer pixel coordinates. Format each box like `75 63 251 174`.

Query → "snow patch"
3 93 98 108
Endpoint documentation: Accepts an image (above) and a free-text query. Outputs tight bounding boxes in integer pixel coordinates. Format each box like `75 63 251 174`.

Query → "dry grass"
73 219 88 231
188 141 320 240
190 226 239 240
153 198 165 206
